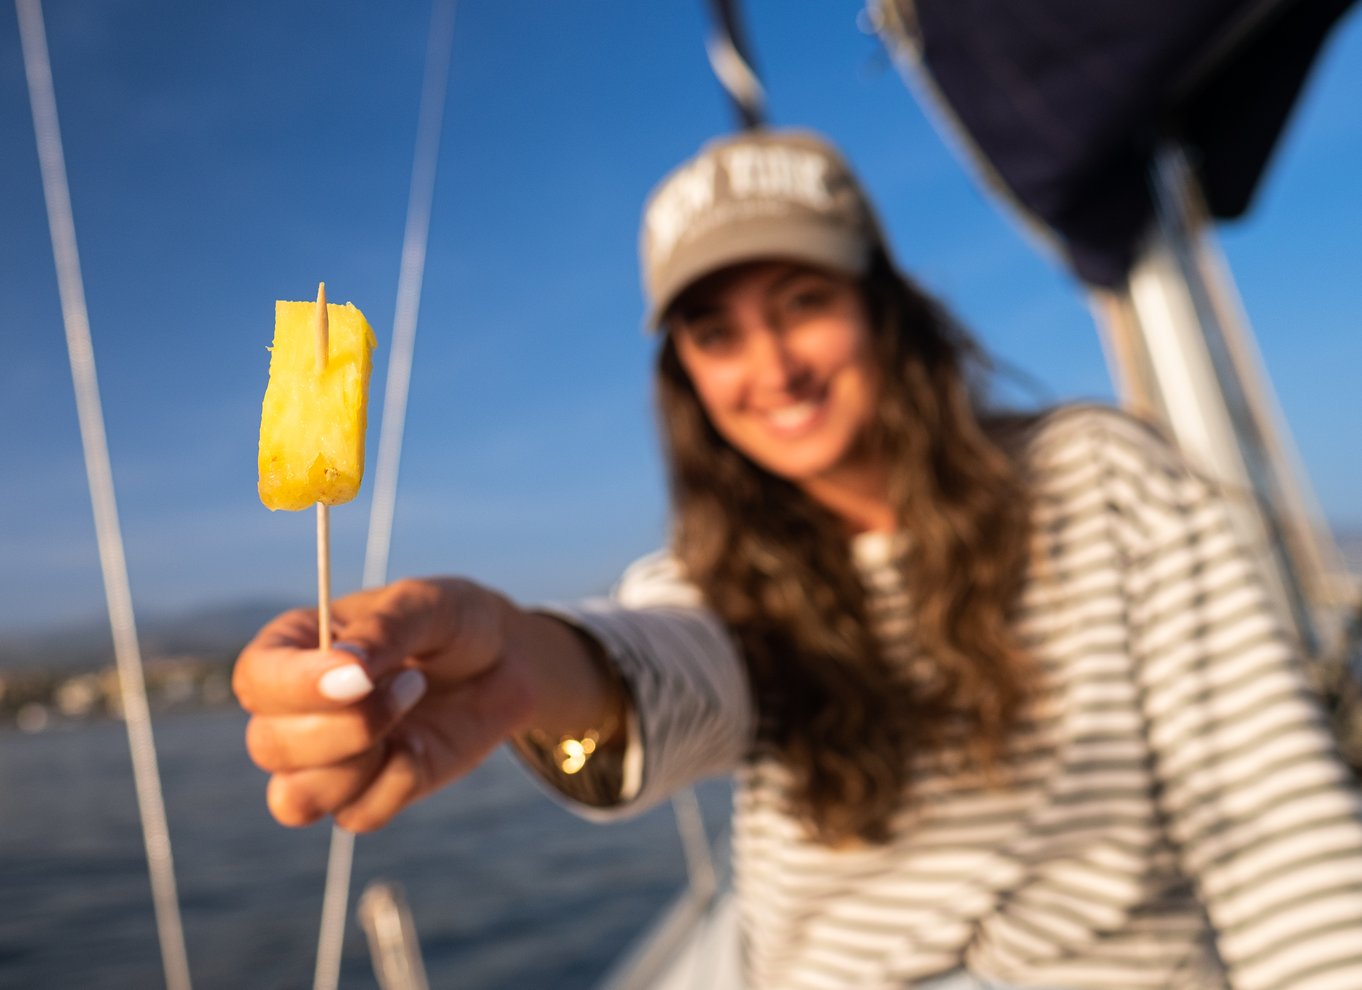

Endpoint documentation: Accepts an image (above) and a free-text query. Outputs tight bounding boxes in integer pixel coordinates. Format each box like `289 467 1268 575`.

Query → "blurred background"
1 1 1359 987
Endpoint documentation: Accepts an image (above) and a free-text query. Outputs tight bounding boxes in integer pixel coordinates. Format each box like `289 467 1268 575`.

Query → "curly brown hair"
656 251 1036 845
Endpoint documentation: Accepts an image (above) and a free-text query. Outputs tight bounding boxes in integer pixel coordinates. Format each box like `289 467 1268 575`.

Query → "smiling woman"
647 131 1032 852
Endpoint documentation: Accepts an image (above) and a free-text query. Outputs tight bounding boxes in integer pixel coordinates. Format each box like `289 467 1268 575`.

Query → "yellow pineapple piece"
258 300 376 511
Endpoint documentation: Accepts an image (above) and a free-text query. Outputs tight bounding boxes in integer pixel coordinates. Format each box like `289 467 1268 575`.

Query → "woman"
235 130 1362 989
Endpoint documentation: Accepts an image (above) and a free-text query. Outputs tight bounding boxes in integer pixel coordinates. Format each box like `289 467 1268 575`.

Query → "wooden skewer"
314 282 333 652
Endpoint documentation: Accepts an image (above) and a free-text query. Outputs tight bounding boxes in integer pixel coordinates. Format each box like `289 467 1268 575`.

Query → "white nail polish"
318 664 375 702
388 669 428 712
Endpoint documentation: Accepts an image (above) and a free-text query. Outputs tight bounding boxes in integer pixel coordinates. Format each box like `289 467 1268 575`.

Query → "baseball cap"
640 128 886 329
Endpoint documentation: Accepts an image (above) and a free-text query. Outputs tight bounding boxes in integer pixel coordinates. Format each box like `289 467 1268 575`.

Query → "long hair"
656 251 1035 845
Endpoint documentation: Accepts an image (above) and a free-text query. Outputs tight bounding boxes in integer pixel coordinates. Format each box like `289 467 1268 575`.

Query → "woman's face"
669 261 881 488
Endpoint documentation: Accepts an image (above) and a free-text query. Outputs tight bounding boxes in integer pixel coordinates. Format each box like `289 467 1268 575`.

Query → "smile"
762 397 826 436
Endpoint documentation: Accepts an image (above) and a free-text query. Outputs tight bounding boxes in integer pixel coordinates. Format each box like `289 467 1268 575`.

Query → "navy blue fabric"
905 0 1357 286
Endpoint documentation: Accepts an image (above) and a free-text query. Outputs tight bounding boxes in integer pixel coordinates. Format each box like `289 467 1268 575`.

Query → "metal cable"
703 0 766 128
313 828 356 990
362 0 459 593
312 3 459 988
671 790 718 903
16 2 193 988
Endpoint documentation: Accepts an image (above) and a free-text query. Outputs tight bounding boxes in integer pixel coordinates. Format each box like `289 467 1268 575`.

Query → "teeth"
767 401 819 430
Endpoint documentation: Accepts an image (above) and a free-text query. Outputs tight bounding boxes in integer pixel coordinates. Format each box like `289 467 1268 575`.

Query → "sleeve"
516 549 755 820
1101 417 1362 990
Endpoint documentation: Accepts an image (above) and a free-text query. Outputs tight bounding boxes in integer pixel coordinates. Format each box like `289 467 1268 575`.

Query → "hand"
233 578 535 833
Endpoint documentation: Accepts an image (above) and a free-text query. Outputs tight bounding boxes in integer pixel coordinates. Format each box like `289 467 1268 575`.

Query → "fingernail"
318 664 375 702
389 669 427 713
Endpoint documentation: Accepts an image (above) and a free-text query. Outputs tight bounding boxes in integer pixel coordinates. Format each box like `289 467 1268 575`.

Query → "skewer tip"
314 281 329 371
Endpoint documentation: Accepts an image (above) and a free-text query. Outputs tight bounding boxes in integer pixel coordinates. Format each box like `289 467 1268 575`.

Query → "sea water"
0 709 731 989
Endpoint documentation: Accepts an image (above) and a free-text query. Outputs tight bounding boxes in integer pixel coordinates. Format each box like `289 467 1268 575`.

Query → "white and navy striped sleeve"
527 550 753 818
1102 416 1362 990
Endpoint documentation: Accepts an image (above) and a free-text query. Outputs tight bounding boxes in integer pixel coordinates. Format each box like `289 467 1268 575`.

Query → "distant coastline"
0 597 290 732
0 654 236 732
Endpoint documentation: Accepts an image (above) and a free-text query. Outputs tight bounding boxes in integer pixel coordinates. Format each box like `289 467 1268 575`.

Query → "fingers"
234 647 376 716
238 576 523 833
246 669 427 772
266 736 426 832
234 578 508 719
333 737 426 833
234 607 379 715
331 578 506 684
266 747 386 827
257 665 527 832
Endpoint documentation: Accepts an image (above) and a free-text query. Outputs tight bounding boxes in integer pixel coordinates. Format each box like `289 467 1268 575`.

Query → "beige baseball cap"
640 128 885 329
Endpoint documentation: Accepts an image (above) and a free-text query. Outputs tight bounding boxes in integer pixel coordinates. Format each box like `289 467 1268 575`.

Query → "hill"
0 599 295 671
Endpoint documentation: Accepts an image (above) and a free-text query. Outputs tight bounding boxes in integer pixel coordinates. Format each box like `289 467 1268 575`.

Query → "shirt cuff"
507 609 644 813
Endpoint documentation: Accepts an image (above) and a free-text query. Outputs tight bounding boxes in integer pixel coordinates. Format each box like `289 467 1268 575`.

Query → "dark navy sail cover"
899 0 1357 286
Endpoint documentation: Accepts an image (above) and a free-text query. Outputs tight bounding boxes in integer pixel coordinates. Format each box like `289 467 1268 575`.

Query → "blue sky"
2 1 1359 630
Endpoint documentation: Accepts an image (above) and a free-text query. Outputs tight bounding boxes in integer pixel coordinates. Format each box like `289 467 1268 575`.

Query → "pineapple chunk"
258 300 377 511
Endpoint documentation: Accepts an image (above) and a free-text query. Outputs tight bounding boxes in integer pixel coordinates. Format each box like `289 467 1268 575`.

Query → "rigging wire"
312 2 460 988
14 2 193 988
362 0 459 594
704 0 766 129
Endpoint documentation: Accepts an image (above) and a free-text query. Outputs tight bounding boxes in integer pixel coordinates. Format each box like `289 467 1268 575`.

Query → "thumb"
330 578 507 685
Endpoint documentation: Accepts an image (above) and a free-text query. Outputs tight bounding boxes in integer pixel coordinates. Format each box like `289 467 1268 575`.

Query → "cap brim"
644 220 871 331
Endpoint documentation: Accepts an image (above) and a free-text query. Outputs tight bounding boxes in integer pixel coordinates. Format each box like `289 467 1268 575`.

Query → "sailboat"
8 0 1361 987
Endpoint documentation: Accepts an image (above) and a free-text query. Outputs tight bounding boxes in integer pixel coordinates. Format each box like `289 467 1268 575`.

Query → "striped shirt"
530 405 1362 989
